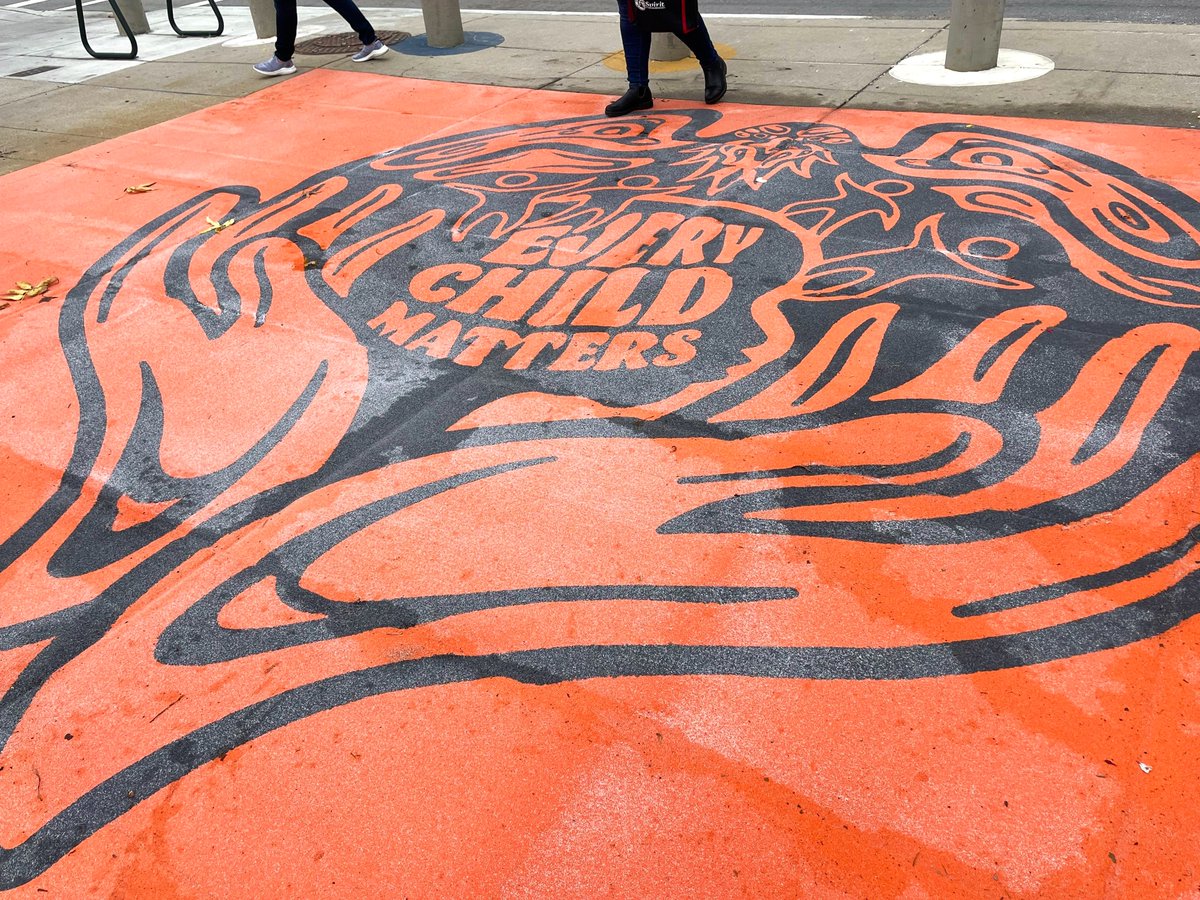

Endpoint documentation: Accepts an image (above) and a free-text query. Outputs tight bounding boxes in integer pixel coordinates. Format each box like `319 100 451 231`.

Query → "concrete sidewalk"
1 6 1199 175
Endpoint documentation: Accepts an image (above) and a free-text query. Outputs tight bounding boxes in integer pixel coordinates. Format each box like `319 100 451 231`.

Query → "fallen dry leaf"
124 182 157 194
4 276 59 303
200 216 234 235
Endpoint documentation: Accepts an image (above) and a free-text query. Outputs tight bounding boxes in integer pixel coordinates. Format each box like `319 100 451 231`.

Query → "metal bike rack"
166 0 224 39
75 0 138 60
76 0 224 61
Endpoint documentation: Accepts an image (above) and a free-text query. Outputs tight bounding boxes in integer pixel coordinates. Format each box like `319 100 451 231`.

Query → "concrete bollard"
113 0 149 37
247 0 276 40
946 0 1006 72
421 0 464 49
651 32 690 62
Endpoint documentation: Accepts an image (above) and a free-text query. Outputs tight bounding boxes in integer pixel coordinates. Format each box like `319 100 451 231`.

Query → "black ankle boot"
605 85 653 118
703 58 727 104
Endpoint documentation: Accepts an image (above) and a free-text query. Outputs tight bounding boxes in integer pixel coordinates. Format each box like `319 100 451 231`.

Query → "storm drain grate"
10 66 62 77
294 30 409 55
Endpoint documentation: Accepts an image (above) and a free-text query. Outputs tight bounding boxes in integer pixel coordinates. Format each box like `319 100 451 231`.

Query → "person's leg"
273 0 298 61
675 15 726 104
617 0 651 87
607 0 654 116
674 18 719 69
323 0 377 45
254 0 298 73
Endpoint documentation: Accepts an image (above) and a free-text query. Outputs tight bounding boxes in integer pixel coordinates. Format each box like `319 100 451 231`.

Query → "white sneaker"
253 56 296 76
352 40 389 62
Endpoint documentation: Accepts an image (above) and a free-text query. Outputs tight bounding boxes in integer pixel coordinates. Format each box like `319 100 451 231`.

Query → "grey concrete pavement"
0 6 1198 175
434 0 1200 25
8 0 1199 26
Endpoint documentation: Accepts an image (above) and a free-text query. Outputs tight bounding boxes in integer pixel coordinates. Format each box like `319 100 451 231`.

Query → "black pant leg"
617 0 651 86
273 0 298 60
324 0 377 45
676 17 720 69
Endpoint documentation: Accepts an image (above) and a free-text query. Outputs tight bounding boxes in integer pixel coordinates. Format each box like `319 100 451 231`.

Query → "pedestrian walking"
253 0 389 76
606 0 727 117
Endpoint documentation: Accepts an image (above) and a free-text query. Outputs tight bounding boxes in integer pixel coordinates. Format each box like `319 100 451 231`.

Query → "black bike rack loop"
76 0 138 60
166 0 224 38
76 0 224 60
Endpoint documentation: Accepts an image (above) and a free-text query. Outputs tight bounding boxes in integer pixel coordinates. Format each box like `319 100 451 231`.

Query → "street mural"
1 82 1199 891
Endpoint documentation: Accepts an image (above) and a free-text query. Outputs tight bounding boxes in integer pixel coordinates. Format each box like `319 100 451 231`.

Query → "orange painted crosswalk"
1 73 1198 897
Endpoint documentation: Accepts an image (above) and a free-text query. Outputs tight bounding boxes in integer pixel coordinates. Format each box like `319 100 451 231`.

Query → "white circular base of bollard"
889 49 1054 86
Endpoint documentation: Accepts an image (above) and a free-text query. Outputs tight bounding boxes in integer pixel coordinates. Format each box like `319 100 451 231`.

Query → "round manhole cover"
295 31 410 55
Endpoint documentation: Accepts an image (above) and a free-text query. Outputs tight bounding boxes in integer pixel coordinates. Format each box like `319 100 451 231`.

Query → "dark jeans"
275 0 376 60
616 0 721 87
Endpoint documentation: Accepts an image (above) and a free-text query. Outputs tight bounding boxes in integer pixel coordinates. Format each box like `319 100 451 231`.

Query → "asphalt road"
461 0 1200 25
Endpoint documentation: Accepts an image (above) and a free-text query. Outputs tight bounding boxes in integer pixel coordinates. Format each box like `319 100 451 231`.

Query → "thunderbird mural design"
1 108 1199 887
